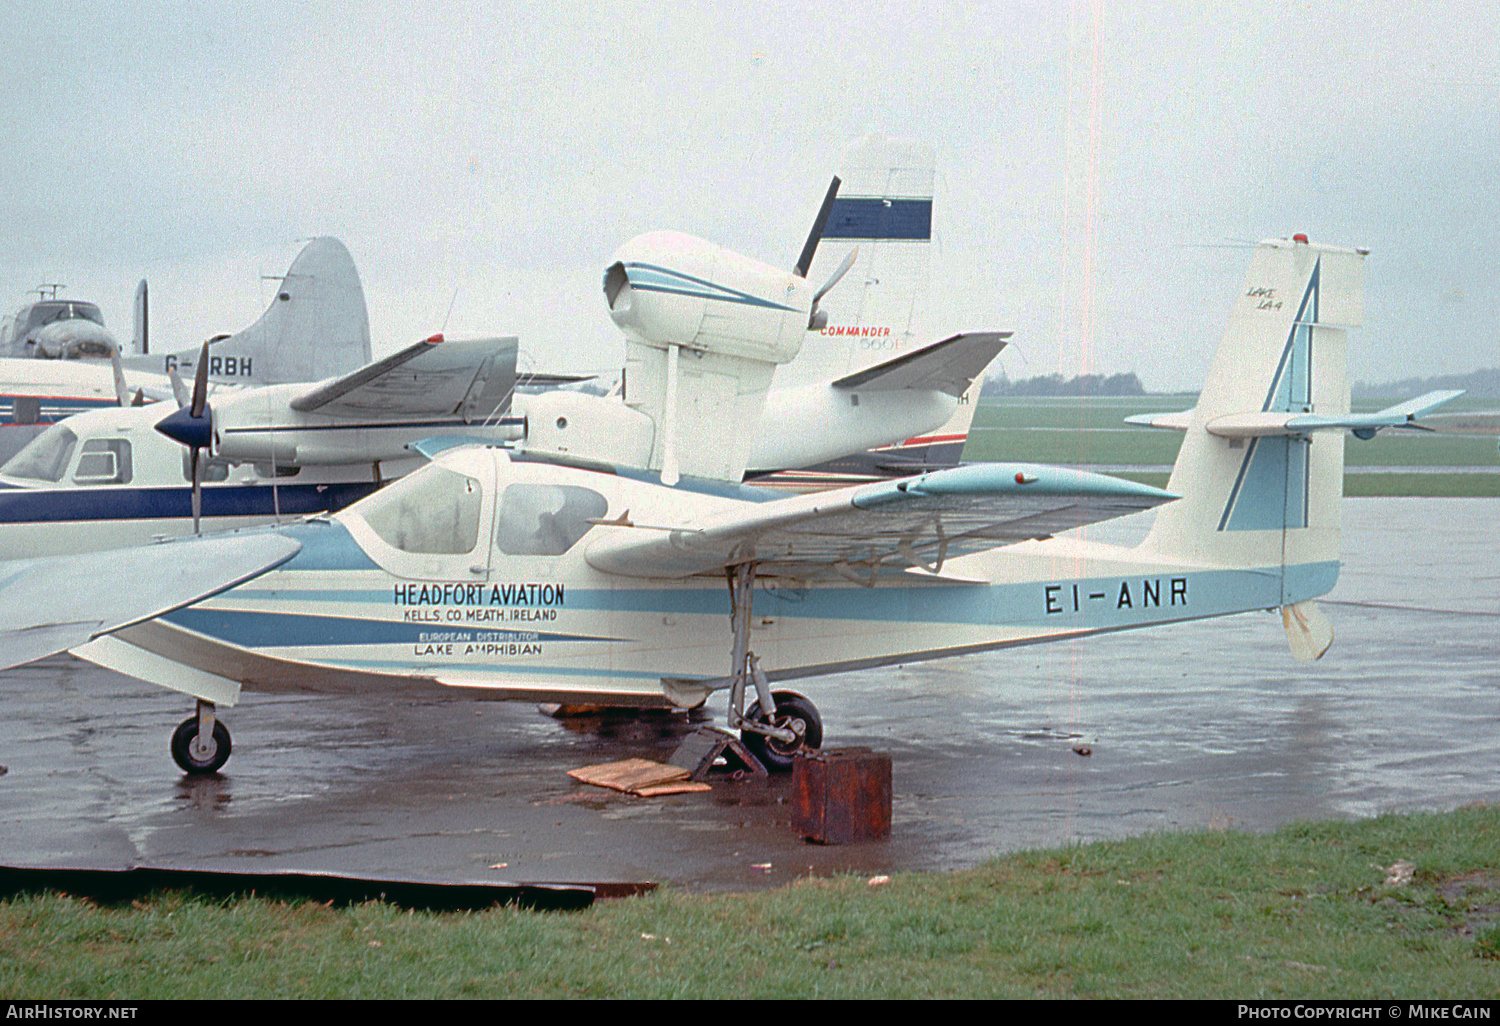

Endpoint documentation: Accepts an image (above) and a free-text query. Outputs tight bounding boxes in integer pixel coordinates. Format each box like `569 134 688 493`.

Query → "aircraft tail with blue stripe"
1139 236 1365 618
776 135 936 388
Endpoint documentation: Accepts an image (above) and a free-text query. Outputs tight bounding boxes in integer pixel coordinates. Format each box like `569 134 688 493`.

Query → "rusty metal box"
792 747 892 844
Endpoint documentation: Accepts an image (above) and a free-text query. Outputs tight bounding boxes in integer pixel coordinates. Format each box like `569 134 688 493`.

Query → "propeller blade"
813 246 858 306
190 341 211 419
109 347 131 408
190 447 202 535
168 365 189 407
793 176 842 279
807 246 858 331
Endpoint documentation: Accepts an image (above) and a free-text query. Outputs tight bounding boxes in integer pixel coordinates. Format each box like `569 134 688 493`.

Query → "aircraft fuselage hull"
90 516 1337 708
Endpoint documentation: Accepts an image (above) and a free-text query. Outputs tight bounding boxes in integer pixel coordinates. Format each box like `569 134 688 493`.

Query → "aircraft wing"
0 533 301 672
831 332 1011 396
586 463 1175 580
289 336 518 420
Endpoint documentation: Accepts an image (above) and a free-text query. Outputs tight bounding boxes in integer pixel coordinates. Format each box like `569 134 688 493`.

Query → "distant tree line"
1353 367 1500 399
980 372 1146 397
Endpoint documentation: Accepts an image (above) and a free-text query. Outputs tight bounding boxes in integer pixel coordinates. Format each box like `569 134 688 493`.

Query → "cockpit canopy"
12 301 105 334
348 451 610 571
4 300 114 359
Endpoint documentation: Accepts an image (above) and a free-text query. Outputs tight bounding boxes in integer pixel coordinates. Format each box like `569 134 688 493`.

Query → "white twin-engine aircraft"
1 232 1450 779
0 333 523 557
0 237 373 465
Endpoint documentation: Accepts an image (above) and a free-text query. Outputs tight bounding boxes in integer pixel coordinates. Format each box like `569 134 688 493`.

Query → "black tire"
170 716 231 775
741 691 822 772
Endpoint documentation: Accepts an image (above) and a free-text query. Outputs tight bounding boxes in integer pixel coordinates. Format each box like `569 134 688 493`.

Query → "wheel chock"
668 727 767 781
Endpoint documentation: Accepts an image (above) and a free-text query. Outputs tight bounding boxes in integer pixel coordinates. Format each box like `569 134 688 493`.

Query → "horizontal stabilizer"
290 336 518 420
586 462 1174 580
831 332 1011 396
1363 389 1468 421
1204 389 1465 439
1124 410 1193 431
0 533 301 672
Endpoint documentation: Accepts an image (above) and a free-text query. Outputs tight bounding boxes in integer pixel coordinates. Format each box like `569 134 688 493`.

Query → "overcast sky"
3 1 1496 390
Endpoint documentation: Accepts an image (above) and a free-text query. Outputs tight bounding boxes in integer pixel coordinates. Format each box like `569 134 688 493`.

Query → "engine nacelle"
517 391 655 467
603 231 811 367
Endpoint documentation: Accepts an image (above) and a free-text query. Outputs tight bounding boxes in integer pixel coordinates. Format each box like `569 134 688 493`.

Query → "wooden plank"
568 758 691 794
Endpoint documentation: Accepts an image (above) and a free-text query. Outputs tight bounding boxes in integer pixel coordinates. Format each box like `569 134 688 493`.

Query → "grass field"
3 807 1497 999
967 397 1500 496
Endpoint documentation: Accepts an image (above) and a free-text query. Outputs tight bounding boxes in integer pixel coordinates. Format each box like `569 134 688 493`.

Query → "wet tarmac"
0 498 1495 893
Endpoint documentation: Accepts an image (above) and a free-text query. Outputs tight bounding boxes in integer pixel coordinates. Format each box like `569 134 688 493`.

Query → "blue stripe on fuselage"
192 561 1340 652
0 481 380 523
1 396 117 424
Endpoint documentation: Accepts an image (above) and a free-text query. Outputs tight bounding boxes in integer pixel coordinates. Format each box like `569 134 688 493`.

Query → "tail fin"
1141 237 1365 604
924 381 981 463
867 382 979 471
131 237 372 386
132 279 148 355
776 135 935 388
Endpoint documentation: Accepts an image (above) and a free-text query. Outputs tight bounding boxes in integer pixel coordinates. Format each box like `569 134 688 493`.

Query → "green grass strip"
3 807 1498 998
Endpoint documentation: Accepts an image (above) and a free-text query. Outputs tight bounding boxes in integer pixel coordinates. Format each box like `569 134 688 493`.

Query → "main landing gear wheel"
742 690 822 772
171 716 231 775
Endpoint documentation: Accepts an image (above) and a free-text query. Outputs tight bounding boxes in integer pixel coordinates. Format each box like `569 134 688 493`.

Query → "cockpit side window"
0 424 78 482
363 465 483 554
495 483 607 556
74 439 132 485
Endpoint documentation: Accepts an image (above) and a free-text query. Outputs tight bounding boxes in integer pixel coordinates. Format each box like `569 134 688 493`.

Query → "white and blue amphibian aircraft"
0 233 1432 777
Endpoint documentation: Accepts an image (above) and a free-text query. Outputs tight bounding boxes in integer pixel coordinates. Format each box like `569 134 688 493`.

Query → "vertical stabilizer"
777 135 936 388
132 279 148 355
1141 237 1364 604
134 237 372 386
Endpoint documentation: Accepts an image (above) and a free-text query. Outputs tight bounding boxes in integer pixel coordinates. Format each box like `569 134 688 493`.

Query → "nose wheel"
741 690 822 772
170 700 231 774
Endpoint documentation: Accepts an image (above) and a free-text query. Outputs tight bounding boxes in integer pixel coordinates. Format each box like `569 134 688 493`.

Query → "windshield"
361 464 483 554
19 302 104 335
1 423 78 482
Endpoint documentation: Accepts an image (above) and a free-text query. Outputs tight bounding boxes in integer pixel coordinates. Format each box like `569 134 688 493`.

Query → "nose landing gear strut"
723 563 821 771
